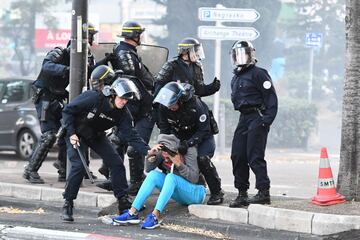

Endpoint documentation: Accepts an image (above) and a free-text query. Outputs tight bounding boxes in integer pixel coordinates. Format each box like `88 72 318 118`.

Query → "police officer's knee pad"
127 147 140 159
41 131 57 147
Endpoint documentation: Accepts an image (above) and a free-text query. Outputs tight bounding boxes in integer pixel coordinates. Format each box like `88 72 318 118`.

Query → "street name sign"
198 7 260 22
198 26 260 41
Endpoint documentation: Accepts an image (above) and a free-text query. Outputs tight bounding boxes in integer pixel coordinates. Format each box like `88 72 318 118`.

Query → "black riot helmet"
118 21 145 43
102 77 140 100
90 65 115 91
230 40 256 67
153 82 188 108
178 37 205 62
88 23 98 46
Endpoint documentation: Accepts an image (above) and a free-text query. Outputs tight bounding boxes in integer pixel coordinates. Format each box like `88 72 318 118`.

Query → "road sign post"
305 33 323 103
198 5 260 153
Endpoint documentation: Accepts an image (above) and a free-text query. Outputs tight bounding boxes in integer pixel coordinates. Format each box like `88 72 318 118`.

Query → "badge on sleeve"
263 81 272 89
199 114 207 122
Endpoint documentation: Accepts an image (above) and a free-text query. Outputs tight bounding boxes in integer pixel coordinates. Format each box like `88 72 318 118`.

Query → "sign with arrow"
198 26 260 41
198 7 260 22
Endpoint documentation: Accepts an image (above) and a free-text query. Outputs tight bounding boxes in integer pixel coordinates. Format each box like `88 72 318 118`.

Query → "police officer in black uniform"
61 78 149 222
154 82 222 204
155 37 224 205
23 46 70 184
228 41 278 208
109 21 156 195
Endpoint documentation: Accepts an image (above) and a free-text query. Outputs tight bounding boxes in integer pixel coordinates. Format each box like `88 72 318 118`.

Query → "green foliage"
268 97 317 149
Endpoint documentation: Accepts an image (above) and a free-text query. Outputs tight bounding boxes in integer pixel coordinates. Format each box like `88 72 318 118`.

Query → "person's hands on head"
70 134 80 148
178 140 188 155
146 144 163 162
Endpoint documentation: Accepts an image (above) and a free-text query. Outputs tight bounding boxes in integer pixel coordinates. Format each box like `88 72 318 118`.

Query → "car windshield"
1 80 29 104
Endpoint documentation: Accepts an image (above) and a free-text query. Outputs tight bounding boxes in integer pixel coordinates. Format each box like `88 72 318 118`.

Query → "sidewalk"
0 152 357 237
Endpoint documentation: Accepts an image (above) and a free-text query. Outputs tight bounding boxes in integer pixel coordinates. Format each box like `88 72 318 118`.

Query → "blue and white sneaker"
141 213 160 229
113 209 140 224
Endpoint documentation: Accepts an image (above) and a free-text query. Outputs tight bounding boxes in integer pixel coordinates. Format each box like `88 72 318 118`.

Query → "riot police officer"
109 21 156 195
154 82 223 205
154 38 224 205
61 78 149 222
228 41 278 208
23 46 70 184
155 37 220 96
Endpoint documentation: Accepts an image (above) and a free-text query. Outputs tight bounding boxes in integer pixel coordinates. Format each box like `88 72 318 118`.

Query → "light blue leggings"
132 170 206 213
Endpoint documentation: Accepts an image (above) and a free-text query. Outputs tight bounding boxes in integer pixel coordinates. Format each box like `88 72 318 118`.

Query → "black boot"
84 171 98 180
98 163 109 179
96 179 113 191
229 190 249 208
248 189 271 205
23 131 57 184
61 200 74 222
58 170 66 182
127 178 144 196
23 169 45 184
207 189 225 205
117 195 132 213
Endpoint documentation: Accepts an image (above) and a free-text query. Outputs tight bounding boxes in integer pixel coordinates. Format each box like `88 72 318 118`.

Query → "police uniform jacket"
231 65 278 126
112 41 154 120
34 50 70 100
62 90 149 155
155 57 218 97
157 96 212 147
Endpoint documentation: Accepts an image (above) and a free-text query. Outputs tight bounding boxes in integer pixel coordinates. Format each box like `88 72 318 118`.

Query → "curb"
0 224 130 240
0 182 116 208
189 204 360 235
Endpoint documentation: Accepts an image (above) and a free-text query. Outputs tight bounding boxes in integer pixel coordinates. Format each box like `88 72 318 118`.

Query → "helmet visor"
111 79 140 100
189 44 205 62
231 47 249 66
154 88 181 107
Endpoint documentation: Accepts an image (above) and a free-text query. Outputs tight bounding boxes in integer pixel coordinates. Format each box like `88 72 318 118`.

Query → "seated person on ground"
112 133 206 229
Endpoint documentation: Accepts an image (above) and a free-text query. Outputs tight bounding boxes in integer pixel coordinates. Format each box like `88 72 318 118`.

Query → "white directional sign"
198 7 260 22
198 26 260 41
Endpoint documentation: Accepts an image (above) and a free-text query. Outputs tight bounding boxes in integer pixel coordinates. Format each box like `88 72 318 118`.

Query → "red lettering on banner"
35 29 70 49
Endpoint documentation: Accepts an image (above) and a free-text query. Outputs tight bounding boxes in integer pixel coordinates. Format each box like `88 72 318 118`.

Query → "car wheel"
17 129 37 159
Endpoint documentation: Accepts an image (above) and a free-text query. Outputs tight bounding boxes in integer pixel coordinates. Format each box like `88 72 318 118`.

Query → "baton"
74 144 95 184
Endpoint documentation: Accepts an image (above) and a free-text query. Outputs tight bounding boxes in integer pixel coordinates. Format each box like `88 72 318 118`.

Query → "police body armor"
156 59 206 96
36 51 70 99
112 48 154 119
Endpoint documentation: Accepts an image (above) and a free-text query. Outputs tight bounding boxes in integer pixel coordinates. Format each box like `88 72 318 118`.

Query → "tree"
1 0 58 76
336 0 360 200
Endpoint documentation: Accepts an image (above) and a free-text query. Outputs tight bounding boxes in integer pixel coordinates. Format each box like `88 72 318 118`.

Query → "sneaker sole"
142 223 160 229
113 219 141 224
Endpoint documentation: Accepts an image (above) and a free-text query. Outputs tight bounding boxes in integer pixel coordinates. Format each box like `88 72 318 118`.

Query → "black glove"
47 47 64 63
212 77 221 91
178 140 189 155
108 133 121 145
105 52 117 63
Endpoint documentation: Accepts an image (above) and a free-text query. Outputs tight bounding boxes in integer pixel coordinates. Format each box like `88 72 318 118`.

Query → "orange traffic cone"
311 147 345 206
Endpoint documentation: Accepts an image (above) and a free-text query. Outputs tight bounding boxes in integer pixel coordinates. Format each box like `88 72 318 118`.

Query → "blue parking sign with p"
305 33 323 48
203 10 211 19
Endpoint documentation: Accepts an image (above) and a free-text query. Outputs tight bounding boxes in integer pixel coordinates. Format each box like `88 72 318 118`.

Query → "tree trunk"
337 0 360 200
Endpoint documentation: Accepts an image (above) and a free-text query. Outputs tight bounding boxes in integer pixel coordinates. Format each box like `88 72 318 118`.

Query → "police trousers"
231 112 270 191
63 135 128 200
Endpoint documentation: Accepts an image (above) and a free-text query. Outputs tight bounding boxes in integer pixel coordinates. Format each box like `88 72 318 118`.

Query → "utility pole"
67 0 88 177
69 0 88 100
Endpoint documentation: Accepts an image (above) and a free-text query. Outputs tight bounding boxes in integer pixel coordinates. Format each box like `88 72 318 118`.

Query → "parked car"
0 78 41 159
